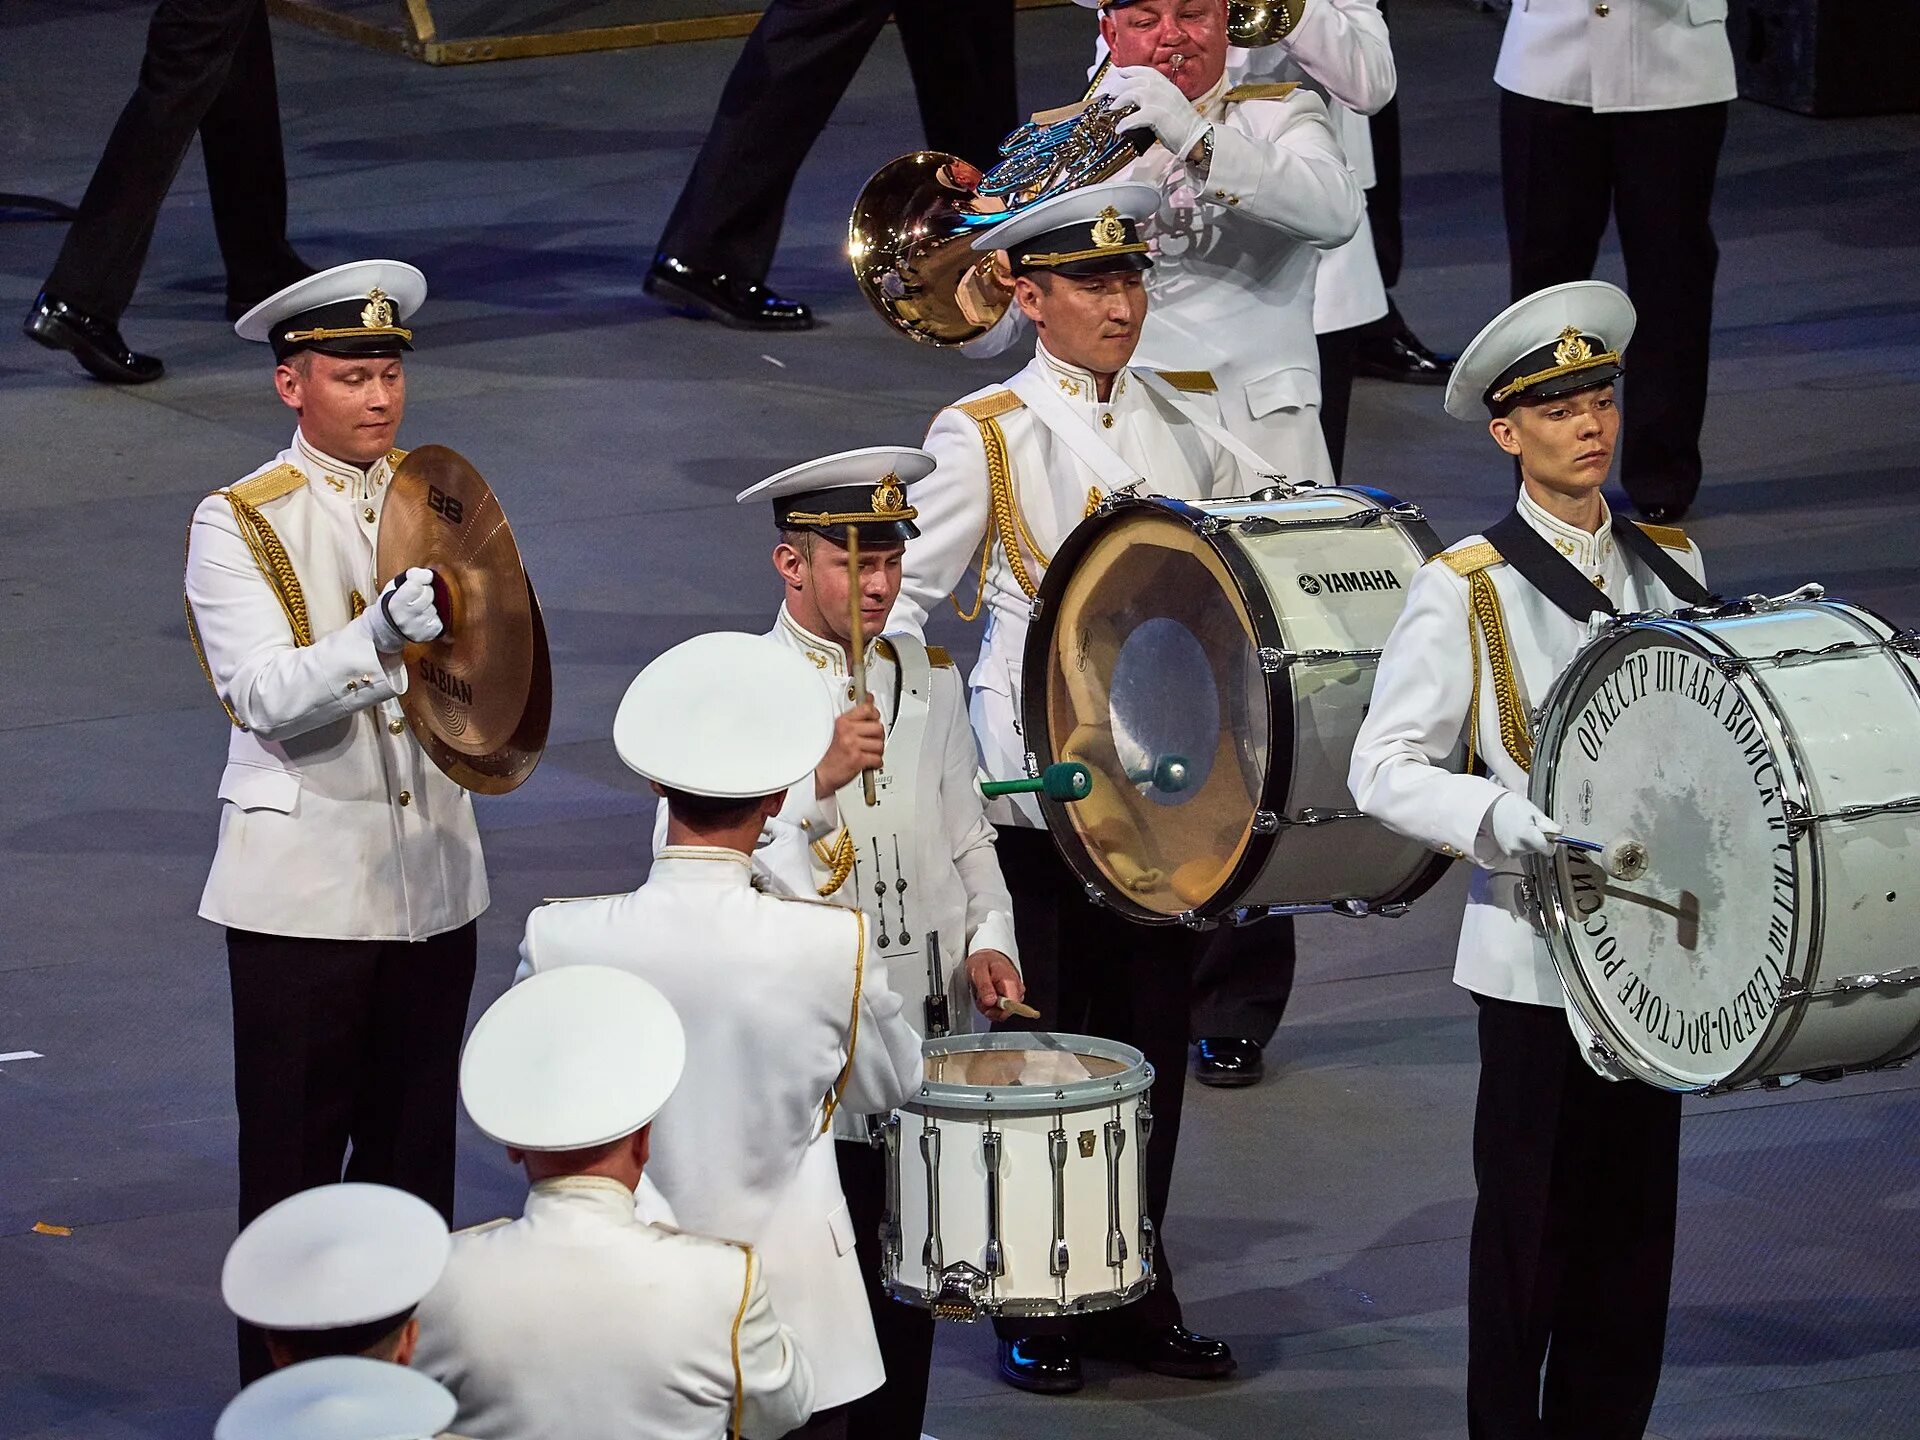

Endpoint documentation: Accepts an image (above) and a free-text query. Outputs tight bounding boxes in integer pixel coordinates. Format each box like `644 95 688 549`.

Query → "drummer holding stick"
727 448 1024 1440
1349 282 1711 1440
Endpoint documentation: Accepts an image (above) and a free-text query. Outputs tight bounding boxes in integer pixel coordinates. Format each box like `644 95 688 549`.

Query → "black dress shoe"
1637 502 1690 524
644 253 814 331
997 1335 1083 1394
1195 1036 1265 1088
23 292 163 384
1093 1323 1237 1380
1356 324 1454 386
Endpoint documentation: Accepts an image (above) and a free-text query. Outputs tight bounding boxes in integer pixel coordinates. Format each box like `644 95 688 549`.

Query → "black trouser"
988 826 1200 1341
1188 915 1297 1046
1499 89 1729 513
1468 995 1682 1440
45 0 303 320
227 921 478 1382
1314 326 1362 481
656 0 1018 281
836 1139 936 1439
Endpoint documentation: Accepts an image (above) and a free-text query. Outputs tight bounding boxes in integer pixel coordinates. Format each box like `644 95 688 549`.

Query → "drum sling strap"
1483 510 1715 622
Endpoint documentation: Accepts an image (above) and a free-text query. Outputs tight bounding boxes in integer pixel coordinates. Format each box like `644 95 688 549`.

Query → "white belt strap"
1004 368 1145 496
1132 368 1286 482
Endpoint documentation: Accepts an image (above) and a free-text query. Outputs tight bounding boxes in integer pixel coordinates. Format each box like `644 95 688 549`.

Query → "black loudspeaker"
1729 0 1920 116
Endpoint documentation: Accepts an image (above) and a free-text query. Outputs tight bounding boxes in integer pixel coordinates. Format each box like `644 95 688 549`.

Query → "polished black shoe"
1637 502 1690 524
23 292 163 384
997 1335 1083 1395
1356 323 1454 386
1095 1323 1238 1380
1195 1036 1265 1088
644 253 814 331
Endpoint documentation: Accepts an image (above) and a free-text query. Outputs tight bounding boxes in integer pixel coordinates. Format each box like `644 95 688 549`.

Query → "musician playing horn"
726 447 1024 1440
1348 281 1708 1440
183 260 488 1384
896 180 1262 1396
968 0 1362 485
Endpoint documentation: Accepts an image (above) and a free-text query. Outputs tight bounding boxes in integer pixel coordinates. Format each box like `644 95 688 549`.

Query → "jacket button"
398 790 412 807
389 718 405 735
1594 2 1609 12
1100 413 1115 429
344 680 359 693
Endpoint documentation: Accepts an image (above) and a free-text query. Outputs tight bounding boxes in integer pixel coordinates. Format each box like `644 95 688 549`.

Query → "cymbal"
378 446 549 794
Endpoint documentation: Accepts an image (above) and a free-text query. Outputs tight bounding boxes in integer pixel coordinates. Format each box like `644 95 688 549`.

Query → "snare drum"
1528 591 1920 1092
880 1033 1154 1320
1021 487 1455 925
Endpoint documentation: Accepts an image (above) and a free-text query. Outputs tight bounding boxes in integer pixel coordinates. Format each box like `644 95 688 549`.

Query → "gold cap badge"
1553 326 1594 366
871 474 908 517
1091 207 1128 249
362 287 396 330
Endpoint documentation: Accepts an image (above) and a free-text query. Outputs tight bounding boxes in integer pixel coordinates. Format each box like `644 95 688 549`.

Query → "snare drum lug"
1134 1098 1155 1274
1257 646 1287 674
982 1128 1006 1279
879 1114 903 1272
930 1262 990 1322
1103 1119 1129 1269
1252 810 1280 834
1027 596 1046 623
1048 1128 1071 1282
920 1125 943 1276
1023 751 1041 780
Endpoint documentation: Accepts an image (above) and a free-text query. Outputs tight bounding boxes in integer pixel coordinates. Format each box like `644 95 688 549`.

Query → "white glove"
1489 793 1561 860
1097 65 1210 162
366 567 443 652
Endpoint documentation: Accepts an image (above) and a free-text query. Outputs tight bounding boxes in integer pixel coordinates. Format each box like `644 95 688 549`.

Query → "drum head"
926 1048 1131 1087
912 1032 1152 1111
1530 622 1803 1089
1025 504 1273 920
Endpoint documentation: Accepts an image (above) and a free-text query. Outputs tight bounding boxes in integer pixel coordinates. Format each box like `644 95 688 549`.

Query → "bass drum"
1020 487 1456 925
1528 591 1920 1092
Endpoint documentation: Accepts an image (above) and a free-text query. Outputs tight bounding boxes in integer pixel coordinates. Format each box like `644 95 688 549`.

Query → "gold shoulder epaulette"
1224 81 1301 103
1437 541 1503 577
652 1223 756 1253
1156 370 1218 394
225 463 306 507
386 447 409 468
955 390 1024 422
927 644 954 667
453 1216 512 1237
1634 521 1691 551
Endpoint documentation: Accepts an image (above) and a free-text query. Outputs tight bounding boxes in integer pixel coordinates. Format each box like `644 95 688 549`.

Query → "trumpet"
848 0 1302 346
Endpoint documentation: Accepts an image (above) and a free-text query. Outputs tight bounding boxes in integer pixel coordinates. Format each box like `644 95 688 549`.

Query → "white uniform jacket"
413 1176 813 1440
1348 489 1704 1006
183 431 488 940
758 608 1019 1043
1496 0 1737 113
515 849 922 1408
897 347 1252 827
1228 0 1395 334
971 81 1363 480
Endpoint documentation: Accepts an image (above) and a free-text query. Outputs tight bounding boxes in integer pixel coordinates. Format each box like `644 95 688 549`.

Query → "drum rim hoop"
908 1030 1153 1111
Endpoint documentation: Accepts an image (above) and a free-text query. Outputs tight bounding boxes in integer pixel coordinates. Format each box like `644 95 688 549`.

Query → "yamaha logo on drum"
1298 569 1403 597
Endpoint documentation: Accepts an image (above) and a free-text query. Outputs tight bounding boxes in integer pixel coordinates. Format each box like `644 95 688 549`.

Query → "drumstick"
996 996 1041 1020
846 525 877 807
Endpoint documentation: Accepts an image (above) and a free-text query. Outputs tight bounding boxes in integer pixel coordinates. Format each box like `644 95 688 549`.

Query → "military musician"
516 633 923 1435
1349 282 1709 1438
897 181 1263 1395
183 261 487 1382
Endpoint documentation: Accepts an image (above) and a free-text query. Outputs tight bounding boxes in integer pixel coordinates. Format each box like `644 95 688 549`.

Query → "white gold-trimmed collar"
1518 484 1615 573
294 428 390 502
1036 342 1128 407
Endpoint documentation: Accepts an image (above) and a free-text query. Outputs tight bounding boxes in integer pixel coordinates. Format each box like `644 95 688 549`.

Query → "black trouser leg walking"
657 0 1016 281
1189 916 1297 1047
988 826 1201 1342
1466 995 1681 1440
45 0 294 319
836 1139 937 1440
226 922 477 1382
1314 326 1362 481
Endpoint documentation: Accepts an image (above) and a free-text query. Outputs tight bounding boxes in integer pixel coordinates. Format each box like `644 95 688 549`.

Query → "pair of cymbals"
377 446 550 794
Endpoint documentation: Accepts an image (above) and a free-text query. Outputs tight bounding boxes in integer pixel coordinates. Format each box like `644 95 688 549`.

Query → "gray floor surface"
3 1 1918 1436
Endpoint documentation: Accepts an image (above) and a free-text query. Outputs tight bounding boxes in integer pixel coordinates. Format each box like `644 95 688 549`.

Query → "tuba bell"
847 0 1302 347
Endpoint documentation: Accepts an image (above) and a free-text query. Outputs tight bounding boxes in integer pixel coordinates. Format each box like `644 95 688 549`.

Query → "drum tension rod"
1258 646 1383 673
1781 795 1920 833
1775 967 1920 1007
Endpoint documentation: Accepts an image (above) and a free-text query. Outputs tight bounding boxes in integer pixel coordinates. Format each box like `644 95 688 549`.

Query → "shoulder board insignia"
927 645 954 667
386 447 409 468
1224 81 1301 103
1633 521 1691 551
453 1216 512 1236
768 890 859 911
1155 369 1217 394
652 1223 756 1254
225 463 307 507
1436 541 1503 577
955 390 1024 422
539 892 625 904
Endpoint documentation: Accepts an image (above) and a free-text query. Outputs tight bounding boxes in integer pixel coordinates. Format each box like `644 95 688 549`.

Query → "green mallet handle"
979 762 1093 802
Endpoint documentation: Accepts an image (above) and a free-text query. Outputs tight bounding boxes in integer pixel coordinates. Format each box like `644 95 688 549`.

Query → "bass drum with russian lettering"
1528 594 1920 1092
1021 487 1456 925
